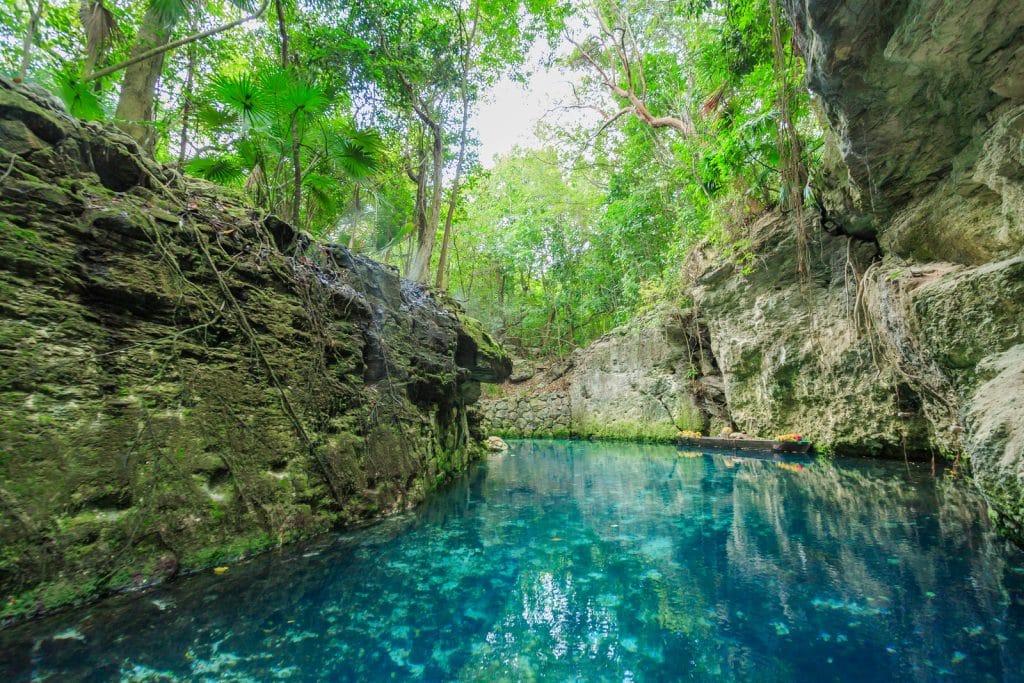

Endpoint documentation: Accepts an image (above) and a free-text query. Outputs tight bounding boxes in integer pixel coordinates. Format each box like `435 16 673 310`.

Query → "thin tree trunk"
434 82 471 289
276 4 300 227
114 4 171 151
407 121 443 283
434 5 478 290
17 0 46 82
348 185 360 250
290 115 301 226
497 267 506 329
176 38 197 169
274 0 289 66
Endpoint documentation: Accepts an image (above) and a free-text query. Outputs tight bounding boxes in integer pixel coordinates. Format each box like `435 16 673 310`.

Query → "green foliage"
0 0 821 359
182 64 385 236
450 0 821 356
55 70 105 120
452 147 629 354
185 154 243 184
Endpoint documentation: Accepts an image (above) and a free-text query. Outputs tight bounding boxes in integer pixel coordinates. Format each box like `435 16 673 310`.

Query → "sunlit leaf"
185 155 243 184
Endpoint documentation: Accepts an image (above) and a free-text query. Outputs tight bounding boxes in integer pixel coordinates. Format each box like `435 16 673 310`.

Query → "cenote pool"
2 440 1024 681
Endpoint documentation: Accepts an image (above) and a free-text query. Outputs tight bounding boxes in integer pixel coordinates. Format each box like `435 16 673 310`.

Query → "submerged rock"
485 436 509 452
0 80 510 621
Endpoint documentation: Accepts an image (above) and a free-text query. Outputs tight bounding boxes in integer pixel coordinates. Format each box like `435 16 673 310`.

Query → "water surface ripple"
2 440 1023 681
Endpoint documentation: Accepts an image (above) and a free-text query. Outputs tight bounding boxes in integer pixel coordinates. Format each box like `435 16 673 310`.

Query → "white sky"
471 33 599 167
473 66 573 166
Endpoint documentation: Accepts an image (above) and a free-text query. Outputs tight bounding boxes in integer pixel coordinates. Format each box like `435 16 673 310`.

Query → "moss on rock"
0 82 509 624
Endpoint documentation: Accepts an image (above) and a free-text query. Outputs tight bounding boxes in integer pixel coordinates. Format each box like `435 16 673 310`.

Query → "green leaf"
185 155 243 184
210 74 272 130
56 73 105 121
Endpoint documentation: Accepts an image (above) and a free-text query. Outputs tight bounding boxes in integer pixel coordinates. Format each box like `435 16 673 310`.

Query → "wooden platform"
675 436 813 454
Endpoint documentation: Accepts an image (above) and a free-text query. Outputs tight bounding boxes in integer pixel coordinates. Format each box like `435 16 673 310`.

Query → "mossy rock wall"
0 81 510 622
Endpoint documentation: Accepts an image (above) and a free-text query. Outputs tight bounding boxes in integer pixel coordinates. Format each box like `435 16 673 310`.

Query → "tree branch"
84 0 270 82
592 106 631 140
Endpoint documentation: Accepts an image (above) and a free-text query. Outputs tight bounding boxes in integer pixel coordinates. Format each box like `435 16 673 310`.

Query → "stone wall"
479 392 571 438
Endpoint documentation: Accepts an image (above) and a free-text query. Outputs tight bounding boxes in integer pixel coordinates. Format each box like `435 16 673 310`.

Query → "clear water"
2 440 1024 682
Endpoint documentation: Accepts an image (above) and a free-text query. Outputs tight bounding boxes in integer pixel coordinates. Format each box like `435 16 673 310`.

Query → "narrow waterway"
2 440 1022 681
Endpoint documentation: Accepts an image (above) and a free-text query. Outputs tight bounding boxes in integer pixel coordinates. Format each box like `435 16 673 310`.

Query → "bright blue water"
2 440 1024 681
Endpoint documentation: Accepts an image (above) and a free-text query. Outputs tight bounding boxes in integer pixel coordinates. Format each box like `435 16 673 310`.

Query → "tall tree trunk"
407 121 443 283
434 4 478 290
176 38 197 169
348 185 360 250
114 4 171 152
405 134 428 275
290 115 302 226
434 88 470 290
274 0 289 66
17 0 46 82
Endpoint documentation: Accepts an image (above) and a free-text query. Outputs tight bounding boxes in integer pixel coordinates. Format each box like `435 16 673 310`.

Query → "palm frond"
303 173 339 215
234 137 263 169
148 0 195 27
279 80 328 123
244 163 267 201
79 0 120 74
223 0 258 12
185 155 244 184
56 72 105 120
259 68 292 99
329 128 383 181
193 102 235 132
210 73 272 130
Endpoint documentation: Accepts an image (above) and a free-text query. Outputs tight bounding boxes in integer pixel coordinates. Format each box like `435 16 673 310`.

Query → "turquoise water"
2 440 1024 681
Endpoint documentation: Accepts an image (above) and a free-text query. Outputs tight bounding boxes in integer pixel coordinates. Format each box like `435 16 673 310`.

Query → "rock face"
487 0 1024 540
687 213 930 457
755 0 1024 537
785 0 1024 251
0 81 509 621
566 312 709 440
481 308 728 441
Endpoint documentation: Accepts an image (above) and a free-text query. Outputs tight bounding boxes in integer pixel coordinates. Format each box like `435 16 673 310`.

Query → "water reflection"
1 440 1022 681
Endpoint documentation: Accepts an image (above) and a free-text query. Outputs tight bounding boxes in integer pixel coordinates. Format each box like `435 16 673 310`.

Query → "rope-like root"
852 261 961 459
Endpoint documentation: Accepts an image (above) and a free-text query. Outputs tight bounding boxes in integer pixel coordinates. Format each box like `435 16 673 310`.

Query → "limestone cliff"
0 80 510 621
484 0 1024 543
481 308 728 441
776 0 1024 540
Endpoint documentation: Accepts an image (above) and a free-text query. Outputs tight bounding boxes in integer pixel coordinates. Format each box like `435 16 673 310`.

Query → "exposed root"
853 261 961 457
